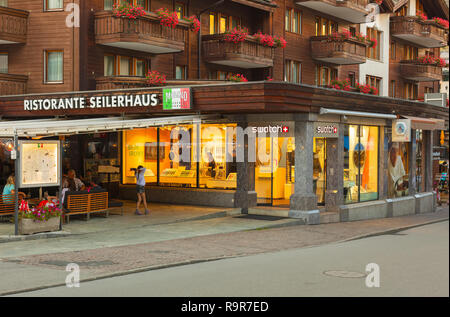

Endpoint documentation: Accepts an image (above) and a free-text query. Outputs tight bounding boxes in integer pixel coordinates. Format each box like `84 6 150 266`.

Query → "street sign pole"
13 132 19 236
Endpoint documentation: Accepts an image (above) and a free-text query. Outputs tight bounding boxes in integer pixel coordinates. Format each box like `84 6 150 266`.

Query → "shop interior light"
320 108 397 120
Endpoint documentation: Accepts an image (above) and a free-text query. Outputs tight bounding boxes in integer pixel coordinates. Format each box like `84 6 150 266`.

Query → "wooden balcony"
202 34 274 69
94 11 188 54
310 36 367 65
391 16 448 48
400 61 443 82
0 7 29 44
296 0 369 23
0 73 28 96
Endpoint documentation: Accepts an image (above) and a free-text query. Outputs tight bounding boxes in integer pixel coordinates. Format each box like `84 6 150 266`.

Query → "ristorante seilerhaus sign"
23 88 192 111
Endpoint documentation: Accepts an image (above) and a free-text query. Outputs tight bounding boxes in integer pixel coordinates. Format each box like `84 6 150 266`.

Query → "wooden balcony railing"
202 34 274 69
0 7 29 44
391 16 448 48
400 61 443 82
310 36 367 65
94 11 188 54
296 0 369 23
0 73 28 96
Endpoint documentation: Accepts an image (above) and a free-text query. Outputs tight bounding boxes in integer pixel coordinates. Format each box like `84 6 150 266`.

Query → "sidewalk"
0 205 448 295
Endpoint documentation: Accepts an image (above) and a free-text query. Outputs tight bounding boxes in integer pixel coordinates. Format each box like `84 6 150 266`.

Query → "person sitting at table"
2 175 26 204
82 169 100 188
62 169 85 192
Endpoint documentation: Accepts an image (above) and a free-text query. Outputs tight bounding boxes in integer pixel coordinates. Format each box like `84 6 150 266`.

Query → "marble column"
425 130 434 192
325 124 344 212
379 126 389 200
289 114 319 224
234 118 257 213
408 130 417 196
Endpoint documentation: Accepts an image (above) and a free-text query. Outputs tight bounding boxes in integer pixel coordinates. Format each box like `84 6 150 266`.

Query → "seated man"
62 169 85 192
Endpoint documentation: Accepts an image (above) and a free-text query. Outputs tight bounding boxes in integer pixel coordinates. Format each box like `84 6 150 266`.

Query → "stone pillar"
379 126 389 200
325 124 344 212
234 118 257 213
425 130 434 192
289 114 319 224
408 130 417 196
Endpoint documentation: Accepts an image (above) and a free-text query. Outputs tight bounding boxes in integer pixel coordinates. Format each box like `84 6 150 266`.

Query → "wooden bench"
0 194 15 217
64 191 109 223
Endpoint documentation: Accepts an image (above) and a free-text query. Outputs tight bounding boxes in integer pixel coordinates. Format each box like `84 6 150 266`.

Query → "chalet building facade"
0 0 448 224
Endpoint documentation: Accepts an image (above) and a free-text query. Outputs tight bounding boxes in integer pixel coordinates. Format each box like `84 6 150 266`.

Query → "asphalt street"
13 220 449 297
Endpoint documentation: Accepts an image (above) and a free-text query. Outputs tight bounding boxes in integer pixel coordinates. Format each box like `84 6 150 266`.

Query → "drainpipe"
197 0 226 79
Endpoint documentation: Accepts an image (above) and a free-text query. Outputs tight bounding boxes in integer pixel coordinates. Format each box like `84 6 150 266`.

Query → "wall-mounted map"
19 141 60 188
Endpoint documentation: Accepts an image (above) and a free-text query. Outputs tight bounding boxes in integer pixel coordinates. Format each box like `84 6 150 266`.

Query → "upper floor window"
315 65 337 86
45 0 63 11
366 75 381 95
348 72 356 87
395 5 408 16
405 82 418 100
403 45 418 60
391 41 396 60
176 65 187 80
45 50 63 83
284 60 301 84
285 8 302 34
315 17 338 36
0 53 7 73
209 12 241 34
104 54 148 77
0 0 7 7
366 28 381 60
390 80 396 98
175 2 186 19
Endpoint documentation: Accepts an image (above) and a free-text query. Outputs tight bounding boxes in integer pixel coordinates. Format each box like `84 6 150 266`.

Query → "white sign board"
18 140 61 188
392 119 411 142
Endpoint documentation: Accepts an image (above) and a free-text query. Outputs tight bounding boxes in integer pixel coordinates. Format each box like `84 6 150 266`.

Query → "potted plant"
146 70 167 86
18 200 61 235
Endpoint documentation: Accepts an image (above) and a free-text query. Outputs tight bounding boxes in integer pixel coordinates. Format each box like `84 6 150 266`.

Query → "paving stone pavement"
0 206 447 295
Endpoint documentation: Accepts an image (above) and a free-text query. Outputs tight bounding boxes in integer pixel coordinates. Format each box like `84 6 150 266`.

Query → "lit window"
104 55 115 76
0 53 7 74
176 65 187 80
45 0 63 10
175 3 185 19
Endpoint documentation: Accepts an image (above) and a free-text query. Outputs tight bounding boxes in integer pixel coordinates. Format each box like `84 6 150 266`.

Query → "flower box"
19 217 60 235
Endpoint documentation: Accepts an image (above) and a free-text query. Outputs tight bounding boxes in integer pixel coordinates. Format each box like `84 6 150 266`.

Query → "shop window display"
388 142 410 198
344 125 379 203
313 138 326 205
122 128 158 185
415 129 425 192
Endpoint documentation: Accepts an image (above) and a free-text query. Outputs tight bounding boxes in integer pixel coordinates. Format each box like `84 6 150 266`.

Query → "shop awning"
0 115 217 137
402 116 446 130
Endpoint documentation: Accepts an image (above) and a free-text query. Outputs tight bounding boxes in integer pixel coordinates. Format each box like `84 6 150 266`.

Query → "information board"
18 140 61 188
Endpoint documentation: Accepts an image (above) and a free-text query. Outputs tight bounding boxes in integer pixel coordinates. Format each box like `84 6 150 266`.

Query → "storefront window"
159 125 197 188
200 124 237 189
344 125 379 203
314 138 326 205
388 142 410 198
122 128 158 185
415 129 424 192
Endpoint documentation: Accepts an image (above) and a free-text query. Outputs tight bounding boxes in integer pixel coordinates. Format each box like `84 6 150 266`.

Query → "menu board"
19 141 60 188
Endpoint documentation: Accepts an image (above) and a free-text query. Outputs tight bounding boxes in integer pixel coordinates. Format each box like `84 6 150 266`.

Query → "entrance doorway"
254 135 327 207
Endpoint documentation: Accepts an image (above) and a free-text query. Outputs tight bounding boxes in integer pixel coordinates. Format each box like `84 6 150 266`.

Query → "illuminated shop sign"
163 88 192 110
251 125 289 134
24 93 159 111
314 122 339 138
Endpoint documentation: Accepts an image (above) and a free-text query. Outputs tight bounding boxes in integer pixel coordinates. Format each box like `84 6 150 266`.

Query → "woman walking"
134 165 150 215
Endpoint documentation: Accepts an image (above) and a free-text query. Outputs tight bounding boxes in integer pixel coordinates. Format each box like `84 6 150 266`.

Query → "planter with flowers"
112 3 146 19
18 200 61 235
355 82 379 95
329 79 354 92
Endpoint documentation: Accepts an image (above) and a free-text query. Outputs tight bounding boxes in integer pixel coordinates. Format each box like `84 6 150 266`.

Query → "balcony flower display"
416 56 448 67
253 32 287 48
146 70 166 86
227 73 248 82
224 26 249 43
329 79 353 91
433 17 449 29
327 29 377 48
184 15 201 33
156 8 179 28
371 0 383 5
355 82 379 95
112 3 146 19
417 10 428 22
